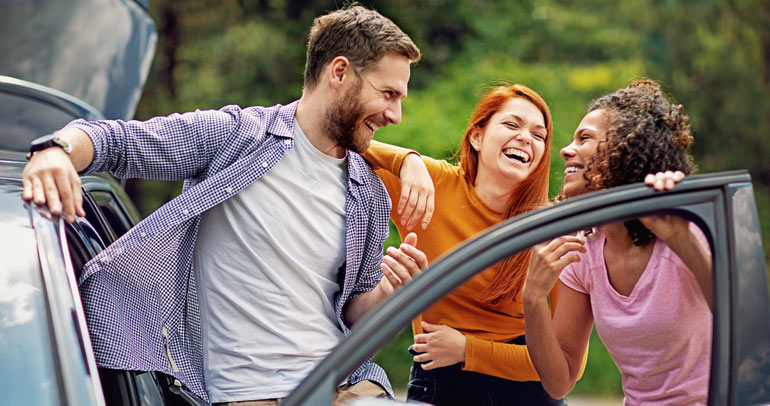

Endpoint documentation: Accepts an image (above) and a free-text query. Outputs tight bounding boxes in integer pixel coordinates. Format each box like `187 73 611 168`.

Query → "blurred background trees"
130 0 770 397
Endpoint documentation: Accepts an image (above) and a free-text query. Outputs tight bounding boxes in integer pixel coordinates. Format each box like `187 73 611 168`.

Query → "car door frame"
284 170 770 406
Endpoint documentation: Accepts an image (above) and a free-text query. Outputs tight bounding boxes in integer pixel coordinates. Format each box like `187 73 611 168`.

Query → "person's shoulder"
349 152 380 182
565 231 603 271
236 101 300 135
421 157 463 187
237 101 294 119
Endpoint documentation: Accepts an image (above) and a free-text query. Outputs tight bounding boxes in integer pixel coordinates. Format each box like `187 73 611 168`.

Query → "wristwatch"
27 134 72 160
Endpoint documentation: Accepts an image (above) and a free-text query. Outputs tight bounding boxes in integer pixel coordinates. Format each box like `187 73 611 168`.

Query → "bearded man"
21 5 424 406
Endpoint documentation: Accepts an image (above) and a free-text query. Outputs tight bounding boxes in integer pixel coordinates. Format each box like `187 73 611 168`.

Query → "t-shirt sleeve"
558 232 593 294
559 258 590 295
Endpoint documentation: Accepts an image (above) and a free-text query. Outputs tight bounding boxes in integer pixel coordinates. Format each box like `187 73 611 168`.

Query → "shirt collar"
267 100 300 139
271 99 367 186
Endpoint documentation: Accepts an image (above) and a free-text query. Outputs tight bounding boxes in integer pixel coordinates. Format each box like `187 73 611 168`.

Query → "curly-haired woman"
522 80 713 405
363 84 569 405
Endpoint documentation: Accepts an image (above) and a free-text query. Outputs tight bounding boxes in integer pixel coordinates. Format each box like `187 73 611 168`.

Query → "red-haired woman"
363 84 567 405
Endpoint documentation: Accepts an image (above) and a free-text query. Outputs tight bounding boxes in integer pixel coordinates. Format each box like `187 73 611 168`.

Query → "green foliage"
372 325 415 392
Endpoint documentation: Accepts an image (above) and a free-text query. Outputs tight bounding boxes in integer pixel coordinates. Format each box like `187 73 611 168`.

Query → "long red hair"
457 84 553 308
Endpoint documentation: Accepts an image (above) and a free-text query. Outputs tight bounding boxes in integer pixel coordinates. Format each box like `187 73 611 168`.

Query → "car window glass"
0 223 60 405
0 92 78 151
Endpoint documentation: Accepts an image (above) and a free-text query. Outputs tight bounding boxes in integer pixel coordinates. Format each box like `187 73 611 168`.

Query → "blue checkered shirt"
69 101 393 402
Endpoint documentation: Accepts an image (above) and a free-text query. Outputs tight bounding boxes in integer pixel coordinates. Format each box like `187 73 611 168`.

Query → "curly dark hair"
585 79 696 245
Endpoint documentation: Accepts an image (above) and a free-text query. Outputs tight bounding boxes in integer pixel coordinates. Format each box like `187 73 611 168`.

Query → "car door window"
285 174 761 406
378 215 714 403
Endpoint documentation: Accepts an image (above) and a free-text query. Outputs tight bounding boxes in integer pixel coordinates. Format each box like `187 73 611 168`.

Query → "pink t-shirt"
560 227 712 406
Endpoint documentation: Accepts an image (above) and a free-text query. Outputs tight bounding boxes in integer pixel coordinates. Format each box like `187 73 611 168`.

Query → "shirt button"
182 209 189 215
140 232 147 238
284 140 291 146
262 162 269 168
225 187 233 194
100 256 110 263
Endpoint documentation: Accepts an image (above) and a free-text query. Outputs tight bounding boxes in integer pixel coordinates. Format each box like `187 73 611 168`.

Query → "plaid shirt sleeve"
67 105 257 180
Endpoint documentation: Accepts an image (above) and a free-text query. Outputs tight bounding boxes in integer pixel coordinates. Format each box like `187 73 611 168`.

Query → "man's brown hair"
303 4 421 89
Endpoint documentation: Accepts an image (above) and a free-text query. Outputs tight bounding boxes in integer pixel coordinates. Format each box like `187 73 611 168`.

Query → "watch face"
29 134 71 155
31 134 57 147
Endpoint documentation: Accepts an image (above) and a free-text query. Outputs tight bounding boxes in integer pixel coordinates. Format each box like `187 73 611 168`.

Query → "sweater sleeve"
362 140 452 219
463 335 540 381
461 283 562 382
362 140 417 175
362 140 418 214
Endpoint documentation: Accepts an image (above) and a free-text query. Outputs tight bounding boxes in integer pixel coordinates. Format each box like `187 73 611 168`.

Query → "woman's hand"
523 236 585 301
644 170 685 191
641 170 688 244
412 321 466 370
397 153 435 231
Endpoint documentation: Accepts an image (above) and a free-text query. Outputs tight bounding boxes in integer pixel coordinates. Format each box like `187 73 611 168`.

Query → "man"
22 5 424 405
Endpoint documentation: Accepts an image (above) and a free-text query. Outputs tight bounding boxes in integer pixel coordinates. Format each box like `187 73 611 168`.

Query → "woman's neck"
473 171 516 213
600 222 639 252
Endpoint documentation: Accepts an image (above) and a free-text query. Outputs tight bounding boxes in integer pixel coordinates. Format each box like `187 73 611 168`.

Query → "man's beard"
324 80 369 154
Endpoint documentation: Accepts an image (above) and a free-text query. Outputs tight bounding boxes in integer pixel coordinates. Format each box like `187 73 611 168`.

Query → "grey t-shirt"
193 120 348 401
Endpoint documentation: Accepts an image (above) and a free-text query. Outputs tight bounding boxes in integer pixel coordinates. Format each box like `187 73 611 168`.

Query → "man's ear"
327 56 352 89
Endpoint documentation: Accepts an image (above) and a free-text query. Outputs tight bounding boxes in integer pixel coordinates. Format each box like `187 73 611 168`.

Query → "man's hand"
397 153 434 231
22 147 84 223
412 321 466 370
344 232 429 325
379 232 428 294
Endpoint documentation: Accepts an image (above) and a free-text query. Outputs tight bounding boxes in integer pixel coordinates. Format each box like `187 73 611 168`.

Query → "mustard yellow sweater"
363 140 561 382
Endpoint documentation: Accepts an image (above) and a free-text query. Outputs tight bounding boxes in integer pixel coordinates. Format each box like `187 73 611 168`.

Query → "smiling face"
560 108 610 198
325 52 411 153
470 97 547 190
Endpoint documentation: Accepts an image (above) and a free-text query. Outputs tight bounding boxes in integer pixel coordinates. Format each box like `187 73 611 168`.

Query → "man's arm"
22 107 246 223
344 233 428 325
22 127 94 222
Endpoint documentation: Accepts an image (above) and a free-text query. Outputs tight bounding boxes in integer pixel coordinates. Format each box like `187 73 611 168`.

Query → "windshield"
0 222 59 405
